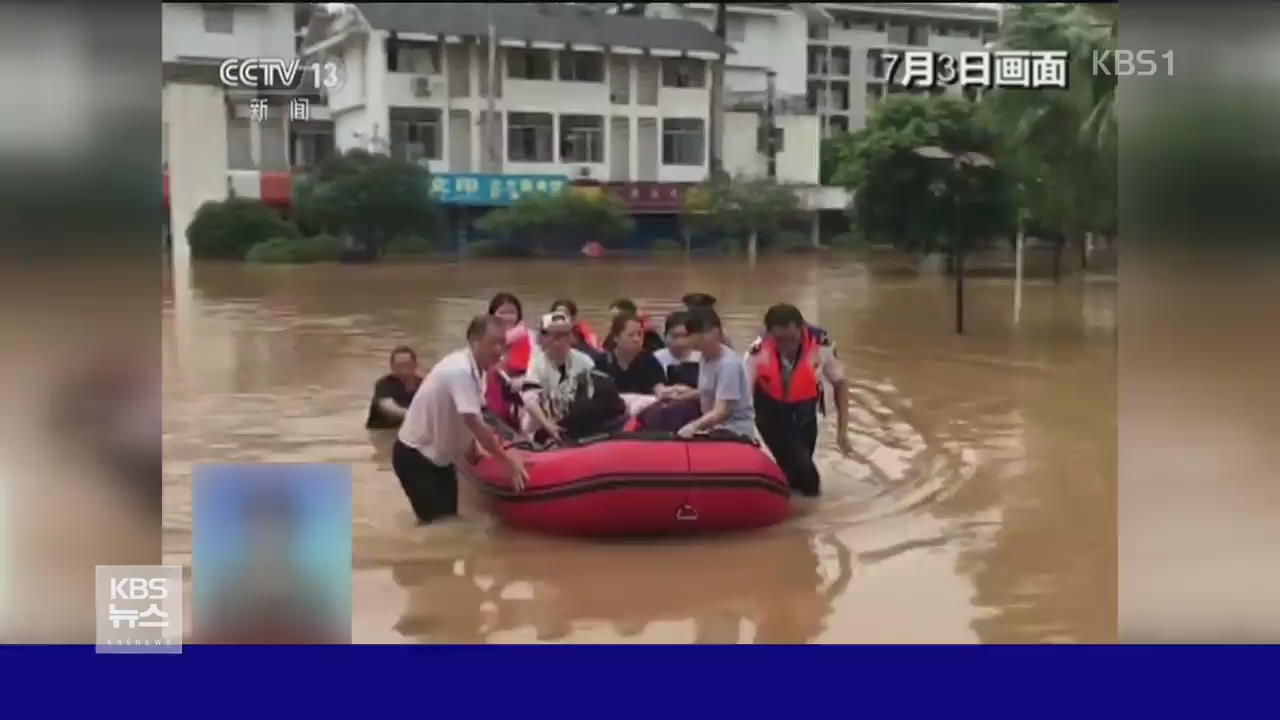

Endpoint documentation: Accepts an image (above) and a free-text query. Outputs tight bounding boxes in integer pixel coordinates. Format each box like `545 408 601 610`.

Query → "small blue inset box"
193 464 351 644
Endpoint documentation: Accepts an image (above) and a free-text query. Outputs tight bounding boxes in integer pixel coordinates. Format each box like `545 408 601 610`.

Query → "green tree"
186 197 300 260
475 190 633 254
680 175 802 263
828 94 1015 256
292 149 439 260
985 2 1116 275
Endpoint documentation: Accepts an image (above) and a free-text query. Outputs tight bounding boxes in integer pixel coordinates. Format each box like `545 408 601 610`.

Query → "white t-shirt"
397 348 484 466
519 347 597 423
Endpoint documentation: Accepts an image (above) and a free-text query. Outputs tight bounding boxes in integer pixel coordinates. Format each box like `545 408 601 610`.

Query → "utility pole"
486 3 499 173
764 70 777 179
708 3 727 180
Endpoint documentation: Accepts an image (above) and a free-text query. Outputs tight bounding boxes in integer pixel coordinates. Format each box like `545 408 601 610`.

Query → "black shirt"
596 351 665 395
365 374 420 429
603 330 666 354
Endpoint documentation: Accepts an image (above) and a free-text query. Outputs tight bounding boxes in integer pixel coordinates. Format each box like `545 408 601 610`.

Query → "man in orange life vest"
745 304 852 497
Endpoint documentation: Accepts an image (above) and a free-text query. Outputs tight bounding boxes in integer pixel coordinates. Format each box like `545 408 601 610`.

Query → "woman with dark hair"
603 298 665 353
597 313 665 397
549 298 604 363
488 292 530 374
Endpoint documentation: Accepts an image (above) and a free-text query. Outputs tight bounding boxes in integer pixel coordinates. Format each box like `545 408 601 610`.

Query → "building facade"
306 3 729 186
807 3 1000 136
162 2 334 209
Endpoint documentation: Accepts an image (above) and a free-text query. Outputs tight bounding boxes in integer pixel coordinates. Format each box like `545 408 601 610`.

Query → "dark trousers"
756 407 821 497
391 440 459 524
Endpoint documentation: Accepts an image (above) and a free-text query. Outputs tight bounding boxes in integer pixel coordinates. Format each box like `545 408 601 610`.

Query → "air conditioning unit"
610 92 627 104
411 75 431 98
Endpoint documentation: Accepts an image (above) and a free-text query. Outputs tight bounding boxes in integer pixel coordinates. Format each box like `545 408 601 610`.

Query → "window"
507 112 554 162
876 21 886 33
661 118 704 166
726 16 746 42
867 50 884 78
292 125 335 170
907 24 929 46
202 4 233 34
259 117 289 171
226 104 255 170
507 49 553 80
846 12 880 32
661 58 705 88
967 24 981 39
808 48 828 75
936 24 950 37
389 109 442 163
558 51 604 82
389 41 440 74
808 23 828 40
560 114 604 163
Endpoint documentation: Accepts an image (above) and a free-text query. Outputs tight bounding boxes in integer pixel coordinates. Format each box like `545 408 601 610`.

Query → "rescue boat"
475 432 790 537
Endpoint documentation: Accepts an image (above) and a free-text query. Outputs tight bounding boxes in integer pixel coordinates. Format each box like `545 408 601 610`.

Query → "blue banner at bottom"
2 645 1277 713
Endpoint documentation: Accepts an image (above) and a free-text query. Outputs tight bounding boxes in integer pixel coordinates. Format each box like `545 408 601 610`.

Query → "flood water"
162 255 1116 643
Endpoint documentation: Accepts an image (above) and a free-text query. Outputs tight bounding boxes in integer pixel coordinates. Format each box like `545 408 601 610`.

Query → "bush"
385 235 433 255
831 229 867 249
652 238 682 253
475 191 633 252
187 198 300 260
463 239 505 258
772 230 809 252
245 234 343 264
292 149 437 258
715 237 739 255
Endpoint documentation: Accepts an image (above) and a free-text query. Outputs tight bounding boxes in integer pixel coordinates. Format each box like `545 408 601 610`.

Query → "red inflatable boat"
475 432 791 537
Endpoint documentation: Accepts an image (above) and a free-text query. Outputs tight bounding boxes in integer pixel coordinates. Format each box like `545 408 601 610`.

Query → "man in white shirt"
393 315 528 524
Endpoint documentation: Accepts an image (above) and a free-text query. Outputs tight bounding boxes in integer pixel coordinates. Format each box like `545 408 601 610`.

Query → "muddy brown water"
162 255 1116 643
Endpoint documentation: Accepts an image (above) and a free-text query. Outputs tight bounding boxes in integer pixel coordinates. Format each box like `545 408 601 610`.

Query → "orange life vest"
574 320 601 350
752 332 820 404
504 325 532 374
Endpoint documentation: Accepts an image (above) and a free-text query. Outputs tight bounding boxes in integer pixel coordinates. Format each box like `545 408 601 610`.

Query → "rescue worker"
744 304 852 497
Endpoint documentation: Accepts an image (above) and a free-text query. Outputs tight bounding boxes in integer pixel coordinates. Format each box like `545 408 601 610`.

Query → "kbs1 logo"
96 565 184 654
1092 50 1174 77
219 57 345 93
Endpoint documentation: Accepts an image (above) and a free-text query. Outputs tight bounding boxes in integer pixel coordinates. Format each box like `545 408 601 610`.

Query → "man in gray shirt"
678 308 756 439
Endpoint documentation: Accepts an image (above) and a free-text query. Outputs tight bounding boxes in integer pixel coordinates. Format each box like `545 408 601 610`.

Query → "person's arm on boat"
461 413 528 491
519 389 564 442
677 400 730 438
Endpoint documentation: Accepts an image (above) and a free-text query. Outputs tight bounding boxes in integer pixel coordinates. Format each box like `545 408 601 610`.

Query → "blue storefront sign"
430 173 570 206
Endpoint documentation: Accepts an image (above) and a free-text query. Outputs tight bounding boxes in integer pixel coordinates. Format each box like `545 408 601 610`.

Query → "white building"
808 3 1000 135
162 2 333 207
303 3 732 185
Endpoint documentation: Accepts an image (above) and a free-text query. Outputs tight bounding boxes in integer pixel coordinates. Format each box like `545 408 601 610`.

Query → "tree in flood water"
985 3 1117 277
680 175 803 263
292 149 440 261
828 95 1015 260
475 190 633 255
